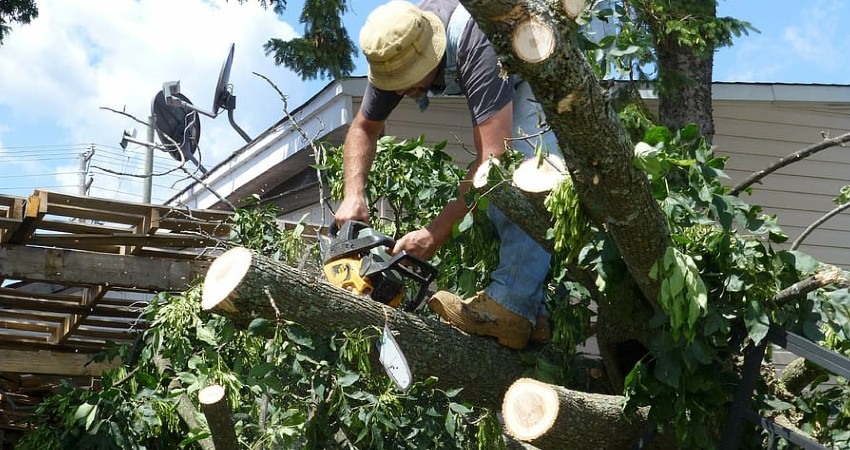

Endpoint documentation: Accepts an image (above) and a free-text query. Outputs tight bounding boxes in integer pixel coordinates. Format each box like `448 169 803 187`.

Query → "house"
167 78 850 269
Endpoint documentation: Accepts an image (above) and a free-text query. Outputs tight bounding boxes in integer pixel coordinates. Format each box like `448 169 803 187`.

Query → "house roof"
166 78 850 212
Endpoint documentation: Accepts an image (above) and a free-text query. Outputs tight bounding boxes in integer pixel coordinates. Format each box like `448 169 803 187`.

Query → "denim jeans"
483 80 557 324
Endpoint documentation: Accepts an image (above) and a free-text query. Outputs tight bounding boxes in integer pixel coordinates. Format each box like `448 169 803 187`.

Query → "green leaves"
650 247 708 342
544 172 592 264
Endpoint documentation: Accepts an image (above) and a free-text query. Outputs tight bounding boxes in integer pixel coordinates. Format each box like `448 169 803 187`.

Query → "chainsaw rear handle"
324 220 394 263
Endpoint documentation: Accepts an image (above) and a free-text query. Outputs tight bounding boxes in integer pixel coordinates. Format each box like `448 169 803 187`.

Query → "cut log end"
502 378 560 442
512 19 555 64
513 155 567 193
472 158 502 189
199 384 226 405
201 246 253 312
563 0 586 20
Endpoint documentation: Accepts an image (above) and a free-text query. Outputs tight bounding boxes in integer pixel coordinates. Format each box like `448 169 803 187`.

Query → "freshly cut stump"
503 378 559 442
199 384 238 450
512 155 566 193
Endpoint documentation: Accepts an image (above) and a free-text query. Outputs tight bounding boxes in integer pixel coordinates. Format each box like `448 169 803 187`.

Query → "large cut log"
202 248 662 447
201 246 528 410
502 378 670 450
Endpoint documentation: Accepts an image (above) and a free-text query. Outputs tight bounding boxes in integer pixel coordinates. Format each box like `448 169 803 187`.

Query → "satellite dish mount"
164 43 251 143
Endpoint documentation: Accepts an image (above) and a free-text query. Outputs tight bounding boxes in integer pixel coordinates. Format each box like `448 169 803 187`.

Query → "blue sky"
0 0 847 204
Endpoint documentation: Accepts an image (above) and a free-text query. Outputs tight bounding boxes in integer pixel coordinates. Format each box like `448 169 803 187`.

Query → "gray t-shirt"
359 0 513 127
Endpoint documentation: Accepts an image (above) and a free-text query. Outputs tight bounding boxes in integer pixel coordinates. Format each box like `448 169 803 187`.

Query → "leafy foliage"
612 108 850 448
16 204 505 449
0 0 38 45
577 0 755 81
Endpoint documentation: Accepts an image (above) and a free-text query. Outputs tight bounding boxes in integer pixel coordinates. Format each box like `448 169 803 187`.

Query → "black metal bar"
741 409 830 450
767 324 850 380
719 339 769 450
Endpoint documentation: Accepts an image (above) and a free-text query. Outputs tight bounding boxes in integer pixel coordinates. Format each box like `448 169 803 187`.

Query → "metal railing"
720 324 850 449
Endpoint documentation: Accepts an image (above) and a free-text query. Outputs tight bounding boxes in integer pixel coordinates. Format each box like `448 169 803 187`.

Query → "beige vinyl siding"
713 101 850 268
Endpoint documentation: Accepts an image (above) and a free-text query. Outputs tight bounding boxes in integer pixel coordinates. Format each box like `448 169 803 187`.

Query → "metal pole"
79 146 94 196
143 115 155 203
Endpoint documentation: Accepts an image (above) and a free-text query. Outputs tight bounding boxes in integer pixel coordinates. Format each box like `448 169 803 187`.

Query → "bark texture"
460 0 671 393
473 160 558 254
644 2 717 141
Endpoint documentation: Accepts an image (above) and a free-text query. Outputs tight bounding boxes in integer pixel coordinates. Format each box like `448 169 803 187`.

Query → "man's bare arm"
335 112 385 226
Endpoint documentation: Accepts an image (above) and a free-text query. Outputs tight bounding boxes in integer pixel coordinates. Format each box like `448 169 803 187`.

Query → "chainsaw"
321 220 437 312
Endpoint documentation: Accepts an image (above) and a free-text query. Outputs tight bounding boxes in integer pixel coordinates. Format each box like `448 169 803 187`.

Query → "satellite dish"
152 90 207 173
162 43 251 144
212 43 235 115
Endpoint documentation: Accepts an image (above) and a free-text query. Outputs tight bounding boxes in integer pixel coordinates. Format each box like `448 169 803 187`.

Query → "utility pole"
79 146 94 196
143 115 155 204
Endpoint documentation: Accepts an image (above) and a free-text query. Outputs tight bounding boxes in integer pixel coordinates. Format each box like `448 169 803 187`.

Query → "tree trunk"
461 0 672 307
199 384 239 450
200 246 658 445
648 2 717 141
502 378 671 450
461 0 672 395
201 246 528 410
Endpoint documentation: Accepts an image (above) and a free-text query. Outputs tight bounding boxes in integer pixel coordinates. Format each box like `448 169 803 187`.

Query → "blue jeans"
483 80 557 324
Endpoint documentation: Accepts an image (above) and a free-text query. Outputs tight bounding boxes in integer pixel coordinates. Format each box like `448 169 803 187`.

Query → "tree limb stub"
562 0 586 20
153 355 215 450
472 158 560 254
201 247 528 410
199 384 239 450
512 19 554 63
502 378 671 450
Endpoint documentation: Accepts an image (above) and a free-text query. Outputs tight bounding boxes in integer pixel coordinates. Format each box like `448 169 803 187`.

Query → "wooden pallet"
0 190 232 256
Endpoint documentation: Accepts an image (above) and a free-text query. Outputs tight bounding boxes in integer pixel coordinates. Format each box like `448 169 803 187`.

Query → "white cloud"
0 0 308 202
782 0 845 71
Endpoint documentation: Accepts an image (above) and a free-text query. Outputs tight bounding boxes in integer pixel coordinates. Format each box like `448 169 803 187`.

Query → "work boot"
428 291 532 350
530 315 551 345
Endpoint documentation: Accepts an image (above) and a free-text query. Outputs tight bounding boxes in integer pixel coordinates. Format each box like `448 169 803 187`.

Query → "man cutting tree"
334 0 559 350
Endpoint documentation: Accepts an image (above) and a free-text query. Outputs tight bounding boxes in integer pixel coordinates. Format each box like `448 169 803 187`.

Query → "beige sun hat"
359 1 446 92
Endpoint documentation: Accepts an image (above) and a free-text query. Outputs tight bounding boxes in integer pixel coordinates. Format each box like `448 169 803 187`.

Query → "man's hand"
393 228 438 260
334 196 370 227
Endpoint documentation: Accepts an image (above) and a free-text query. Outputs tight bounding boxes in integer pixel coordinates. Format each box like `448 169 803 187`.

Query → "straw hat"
359 1 446 92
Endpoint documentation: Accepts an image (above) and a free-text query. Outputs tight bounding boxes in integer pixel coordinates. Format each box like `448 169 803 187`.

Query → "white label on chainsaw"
379 324 412 392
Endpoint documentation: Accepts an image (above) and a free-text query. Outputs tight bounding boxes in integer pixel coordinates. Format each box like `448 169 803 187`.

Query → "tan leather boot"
530 315 551 345
428 291 532 349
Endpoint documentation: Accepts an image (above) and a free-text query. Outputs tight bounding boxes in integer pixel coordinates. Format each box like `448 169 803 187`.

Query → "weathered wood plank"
0 244 209 291
0 348 116 375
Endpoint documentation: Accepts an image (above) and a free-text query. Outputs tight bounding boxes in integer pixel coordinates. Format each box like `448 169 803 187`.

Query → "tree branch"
791 201 850 251
729 131 850 196
774 266 850 306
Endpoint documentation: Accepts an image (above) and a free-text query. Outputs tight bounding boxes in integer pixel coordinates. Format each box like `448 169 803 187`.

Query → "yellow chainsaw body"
322 257 403 308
